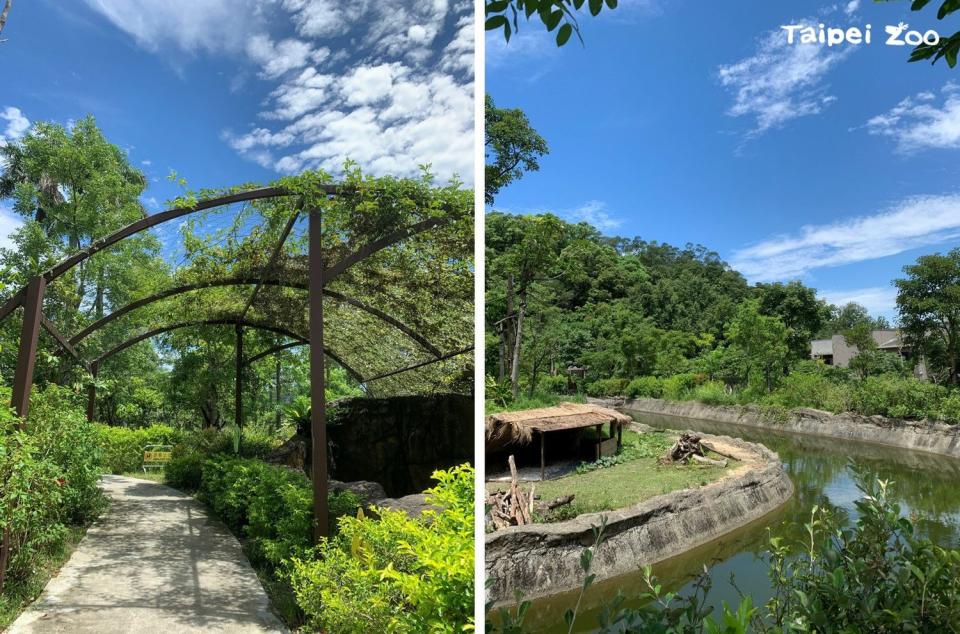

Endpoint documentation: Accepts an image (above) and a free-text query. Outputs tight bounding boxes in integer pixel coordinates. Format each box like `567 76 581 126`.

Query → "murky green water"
505 413 960 633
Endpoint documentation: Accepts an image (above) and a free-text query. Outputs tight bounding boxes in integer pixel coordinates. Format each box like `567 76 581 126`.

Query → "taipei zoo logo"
781 22 940 47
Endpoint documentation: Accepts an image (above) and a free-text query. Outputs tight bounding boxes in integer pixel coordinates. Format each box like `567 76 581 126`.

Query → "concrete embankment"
615 398 960 460
485 433 794 603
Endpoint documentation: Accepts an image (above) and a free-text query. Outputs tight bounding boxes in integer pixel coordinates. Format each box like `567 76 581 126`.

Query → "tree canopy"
0 118 474 430
484 95 549 205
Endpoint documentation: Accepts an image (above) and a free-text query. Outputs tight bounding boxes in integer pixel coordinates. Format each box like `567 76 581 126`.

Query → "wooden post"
540 430 546 481
86 361 99 423
235 323 243 452
11 276 46 421
596 424 602 460
309 208 329 540
3 276 45 595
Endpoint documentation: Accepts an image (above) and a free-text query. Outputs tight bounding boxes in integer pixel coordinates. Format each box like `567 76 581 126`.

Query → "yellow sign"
143 451 172 462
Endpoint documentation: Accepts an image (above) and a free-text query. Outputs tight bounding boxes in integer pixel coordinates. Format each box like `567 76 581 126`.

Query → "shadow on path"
10 475 287 633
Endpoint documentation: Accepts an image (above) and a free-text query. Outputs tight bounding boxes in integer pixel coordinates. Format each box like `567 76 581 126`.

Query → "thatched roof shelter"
486 403 632 479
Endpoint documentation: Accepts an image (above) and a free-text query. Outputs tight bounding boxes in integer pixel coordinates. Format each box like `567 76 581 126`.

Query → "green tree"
484 95 548 205
754 281 829 361
895 248 960 384
485 0 619 47
844 321 880 380
726 299 789 392
820 301 889 337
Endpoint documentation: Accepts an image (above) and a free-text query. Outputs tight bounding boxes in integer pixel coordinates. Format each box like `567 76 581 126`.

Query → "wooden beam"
309 207 329 540
40 315 91 373
11 276 45 420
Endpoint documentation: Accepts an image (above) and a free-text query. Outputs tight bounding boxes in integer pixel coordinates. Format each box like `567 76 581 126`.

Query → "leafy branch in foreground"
485 0 618 47
884 0 960 67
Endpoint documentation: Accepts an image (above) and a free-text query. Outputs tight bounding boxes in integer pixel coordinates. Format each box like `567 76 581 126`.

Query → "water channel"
513 412 960 632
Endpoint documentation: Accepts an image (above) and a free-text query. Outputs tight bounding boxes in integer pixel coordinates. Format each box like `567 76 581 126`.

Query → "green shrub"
28 387 104 524
94 423 182 474
585 378 627 397
936 392 960 424
0 385 105 593
625 376 663 399
764 372 851 413
290 464 474 633
690 380 736 406
850 375 947 419
538 375 568 395
164 450 204 491
197 456 362 568
661 373 699 400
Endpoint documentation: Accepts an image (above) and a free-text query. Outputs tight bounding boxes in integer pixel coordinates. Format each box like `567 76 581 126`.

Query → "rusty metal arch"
90 318 364 383
0 183 470 547
68 277 443 357
245 341 474 384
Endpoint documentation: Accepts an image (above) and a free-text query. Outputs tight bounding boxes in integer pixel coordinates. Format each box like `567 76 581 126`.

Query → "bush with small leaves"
625 376 663 399
290 464 474 633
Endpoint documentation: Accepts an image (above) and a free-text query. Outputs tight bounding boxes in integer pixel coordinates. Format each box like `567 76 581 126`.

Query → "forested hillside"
485 211 960 422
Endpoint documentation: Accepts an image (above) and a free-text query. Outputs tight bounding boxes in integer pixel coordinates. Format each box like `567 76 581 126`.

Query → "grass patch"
489 431 731 522
485 391 586 415
0 525 88 629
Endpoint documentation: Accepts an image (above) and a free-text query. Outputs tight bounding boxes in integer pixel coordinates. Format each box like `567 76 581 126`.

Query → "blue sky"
0 0 473 259
487 0 960 322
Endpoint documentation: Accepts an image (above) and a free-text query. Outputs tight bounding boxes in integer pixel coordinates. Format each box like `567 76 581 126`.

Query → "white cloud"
563 200 622 232
81 0 268 54
0 106 30 145
486 29 553 69
141 159 152 166
819 286 897 317
863 82 960 152
717 19 852 137
245 34 318 79
86 0 474 184
730 194 960 282
0 203 23 252
499 200 623 233
844 0 860 16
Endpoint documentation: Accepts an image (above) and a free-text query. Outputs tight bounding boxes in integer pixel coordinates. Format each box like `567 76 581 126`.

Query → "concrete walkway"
10 475 287 633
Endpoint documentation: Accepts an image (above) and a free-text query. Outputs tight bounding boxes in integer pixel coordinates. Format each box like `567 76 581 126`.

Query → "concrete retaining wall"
485 434 794 603
617 398 960 460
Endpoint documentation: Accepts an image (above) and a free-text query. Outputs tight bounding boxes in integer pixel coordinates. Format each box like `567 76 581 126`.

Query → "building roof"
485 402 631 449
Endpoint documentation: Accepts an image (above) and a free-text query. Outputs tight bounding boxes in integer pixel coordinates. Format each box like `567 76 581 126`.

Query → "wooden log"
700 442 740 462
545 494 575 510
691 454 727 467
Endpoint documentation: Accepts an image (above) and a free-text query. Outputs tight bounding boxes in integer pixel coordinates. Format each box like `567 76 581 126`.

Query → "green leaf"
544 9 563 31
485 15 509 31
589 0 603 16
606 0 619 7
938 0 960 18
486 0 510 12
556 23 573 46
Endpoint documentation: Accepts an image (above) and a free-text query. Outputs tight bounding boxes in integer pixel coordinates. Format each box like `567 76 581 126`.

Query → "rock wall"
485 434 794 603
617 398 960 460
327 393 473 497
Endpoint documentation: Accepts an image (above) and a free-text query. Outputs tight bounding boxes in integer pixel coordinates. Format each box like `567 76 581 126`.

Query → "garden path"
9 475 286 633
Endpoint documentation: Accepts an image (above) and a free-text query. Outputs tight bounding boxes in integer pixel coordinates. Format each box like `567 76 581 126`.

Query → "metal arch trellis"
0 185 473 549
